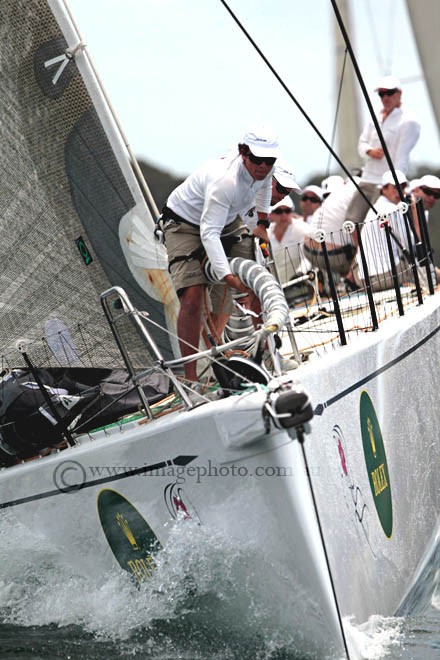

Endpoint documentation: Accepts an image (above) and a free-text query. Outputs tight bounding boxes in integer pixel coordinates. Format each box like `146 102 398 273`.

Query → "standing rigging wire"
295 425 352 660
218 0 424 298
330 0 428 297
330 0 405 203
218 0 377 217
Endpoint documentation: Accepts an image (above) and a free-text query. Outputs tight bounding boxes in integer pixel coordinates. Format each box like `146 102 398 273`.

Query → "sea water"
0 513 438 660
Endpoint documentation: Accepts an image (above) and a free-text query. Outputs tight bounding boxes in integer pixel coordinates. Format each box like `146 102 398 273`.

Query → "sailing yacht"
0 2 438 658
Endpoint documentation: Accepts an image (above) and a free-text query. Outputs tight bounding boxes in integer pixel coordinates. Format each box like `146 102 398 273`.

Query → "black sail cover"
0 0 179 371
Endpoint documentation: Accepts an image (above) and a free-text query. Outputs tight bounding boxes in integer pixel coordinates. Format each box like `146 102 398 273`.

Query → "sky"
67 0 439 186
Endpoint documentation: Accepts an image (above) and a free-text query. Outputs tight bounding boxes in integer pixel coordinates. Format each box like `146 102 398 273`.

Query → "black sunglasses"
301 194 321 203
247 151 277 166
420 187 440 199
272 207 292 215
275 180 292 195
378 88 398 98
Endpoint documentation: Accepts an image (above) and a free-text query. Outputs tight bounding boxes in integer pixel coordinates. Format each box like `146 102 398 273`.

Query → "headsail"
0 0 179 368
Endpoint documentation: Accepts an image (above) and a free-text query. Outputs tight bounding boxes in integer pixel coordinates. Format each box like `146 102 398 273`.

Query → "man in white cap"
243 159 302 233
321 175 345 199
411 174 440 217
345 75 420 228
268 195 311 285
304 175 361 277
299 184 323 224
271 160 302 206
408 174 440 278
163 124 279 381
353 169 411 291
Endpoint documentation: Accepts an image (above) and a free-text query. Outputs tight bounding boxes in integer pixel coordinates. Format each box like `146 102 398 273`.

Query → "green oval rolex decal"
97 489 160 583
360 391 393 538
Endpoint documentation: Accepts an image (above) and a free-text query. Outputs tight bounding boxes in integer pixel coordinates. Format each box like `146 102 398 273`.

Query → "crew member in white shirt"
304 177 360 275
410 174 440 222
163 124 278 382
409 174 440 280
242 159 302 233
321 175 344 199
268 196 311 284
354 169 410 292
299 184 323 224
345 75 420 226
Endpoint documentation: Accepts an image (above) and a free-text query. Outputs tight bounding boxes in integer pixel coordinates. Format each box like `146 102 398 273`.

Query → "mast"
405 0 440 131
333 0 362 171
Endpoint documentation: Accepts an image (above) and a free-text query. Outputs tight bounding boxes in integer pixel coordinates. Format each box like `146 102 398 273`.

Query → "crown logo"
367 417 377 457
116 513 139 550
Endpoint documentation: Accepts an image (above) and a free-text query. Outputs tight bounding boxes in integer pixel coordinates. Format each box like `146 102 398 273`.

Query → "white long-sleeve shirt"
268 220 311 283
166 154 272 279
308 178 359 238
358 105 420 184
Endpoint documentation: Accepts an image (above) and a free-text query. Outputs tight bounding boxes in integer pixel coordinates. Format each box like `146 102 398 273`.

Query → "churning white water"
0 511 435 659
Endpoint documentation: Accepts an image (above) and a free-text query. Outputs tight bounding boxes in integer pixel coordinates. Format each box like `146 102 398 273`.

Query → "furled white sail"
333 0 362 171
405 0 440 131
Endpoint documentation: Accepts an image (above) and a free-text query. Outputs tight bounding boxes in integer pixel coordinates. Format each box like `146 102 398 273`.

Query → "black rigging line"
330 0 426 296
330 0 404 203
218 0 374 215
296 427 352 660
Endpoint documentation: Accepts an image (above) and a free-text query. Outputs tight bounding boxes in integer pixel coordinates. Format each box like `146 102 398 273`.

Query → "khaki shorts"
164 216 254 310
345 182 381 225
304 239 356 276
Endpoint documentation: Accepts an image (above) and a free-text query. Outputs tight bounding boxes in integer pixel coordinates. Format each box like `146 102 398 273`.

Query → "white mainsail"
0 0 179 364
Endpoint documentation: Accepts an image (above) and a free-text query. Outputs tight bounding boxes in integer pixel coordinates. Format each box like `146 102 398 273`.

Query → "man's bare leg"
177 284 205 382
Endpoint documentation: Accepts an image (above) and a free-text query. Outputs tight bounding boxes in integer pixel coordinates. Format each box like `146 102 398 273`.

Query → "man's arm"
393 119 421 173
253 176 273 241
358 121 376 160
200 193 232 281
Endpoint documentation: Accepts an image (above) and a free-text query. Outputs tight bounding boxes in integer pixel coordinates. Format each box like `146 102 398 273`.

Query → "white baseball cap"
381 169 407 187
418 174 440 190
408 178 421 192
270 195 295 212
273 160 302 193
321 175 344 195
242 123 280 158
302 184 323 201
374 75 402 91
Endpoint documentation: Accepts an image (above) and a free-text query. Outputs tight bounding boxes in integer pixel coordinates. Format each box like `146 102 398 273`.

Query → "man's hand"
367 147 384 159
223 273 249 293
253 224 269 242
223 274 259 314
